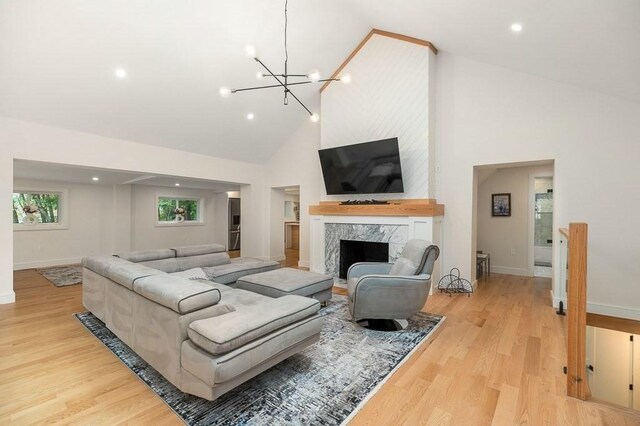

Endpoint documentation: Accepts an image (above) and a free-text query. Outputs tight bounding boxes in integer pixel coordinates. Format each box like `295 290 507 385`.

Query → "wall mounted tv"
318 137 404 195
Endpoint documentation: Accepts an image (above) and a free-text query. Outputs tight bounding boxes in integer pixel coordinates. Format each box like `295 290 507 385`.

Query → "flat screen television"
318 137 404 195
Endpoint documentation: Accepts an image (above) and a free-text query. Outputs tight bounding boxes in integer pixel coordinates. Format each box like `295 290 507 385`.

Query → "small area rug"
75 295 444 425
37 264 83 287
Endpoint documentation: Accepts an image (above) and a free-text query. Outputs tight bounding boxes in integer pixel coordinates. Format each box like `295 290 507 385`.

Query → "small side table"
476 253 490 281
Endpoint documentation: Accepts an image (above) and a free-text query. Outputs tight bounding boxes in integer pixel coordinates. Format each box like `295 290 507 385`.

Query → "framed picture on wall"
492 193 511 217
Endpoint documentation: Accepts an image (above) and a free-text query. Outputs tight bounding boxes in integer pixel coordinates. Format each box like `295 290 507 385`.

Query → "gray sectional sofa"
82 244 323 401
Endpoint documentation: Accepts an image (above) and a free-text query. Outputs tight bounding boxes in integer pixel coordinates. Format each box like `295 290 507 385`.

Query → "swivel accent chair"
347 239 440 330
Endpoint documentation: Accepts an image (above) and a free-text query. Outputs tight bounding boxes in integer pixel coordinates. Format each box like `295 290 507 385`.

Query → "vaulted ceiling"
1 1 638 163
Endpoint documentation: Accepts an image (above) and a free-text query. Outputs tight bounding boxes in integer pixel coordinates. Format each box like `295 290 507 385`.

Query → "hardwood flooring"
2 271 638 424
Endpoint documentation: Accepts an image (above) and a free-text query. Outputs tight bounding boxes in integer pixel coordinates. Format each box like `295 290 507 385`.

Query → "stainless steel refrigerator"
228 198 241 251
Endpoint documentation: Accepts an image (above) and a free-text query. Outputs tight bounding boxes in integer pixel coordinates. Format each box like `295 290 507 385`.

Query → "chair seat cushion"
187 295 320 355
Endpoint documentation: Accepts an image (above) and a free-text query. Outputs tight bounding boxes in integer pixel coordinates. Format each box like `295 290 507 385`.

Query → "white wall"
12 179 230 268
320 34 435 200
436 53 640 319
212 192 230 250
130 185 222 251
476 165 553 276
0 116 267 303
13 178 119 269
264 121 321 268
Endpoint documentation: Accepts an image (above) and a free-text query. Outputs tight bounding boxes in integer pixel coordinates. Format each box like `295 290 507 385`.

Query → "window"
157 197 201 223
13 191 62 225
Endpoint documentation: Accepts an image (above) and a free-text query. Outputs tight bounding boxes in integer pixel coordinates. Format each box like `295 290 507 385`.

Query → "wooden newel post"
567 222 588 400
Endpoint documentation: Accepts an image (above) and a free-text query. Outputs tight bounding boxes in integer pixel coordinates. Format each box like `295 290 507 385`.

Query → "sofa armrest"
347 262 393 279
134 274 221 314
187 295 320 355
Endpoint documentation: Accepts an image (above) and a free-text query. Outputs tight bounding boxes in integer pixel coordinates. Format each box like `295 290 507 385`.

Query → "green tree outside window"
157 198 200 222
13 192 60 224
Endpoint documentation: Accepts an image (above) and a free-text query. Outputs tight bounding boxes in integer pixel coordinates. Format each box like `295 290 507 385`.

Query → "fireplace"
339 240 389 279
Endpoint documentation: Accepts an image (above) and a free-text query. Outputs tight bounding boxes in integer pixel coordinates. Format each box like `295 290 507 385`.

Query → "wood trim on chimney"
319 29 437 93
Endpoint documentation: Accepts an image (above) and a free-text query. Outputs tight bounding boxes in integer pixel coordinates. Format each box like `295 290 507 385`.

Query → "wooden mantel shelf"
309 199 444 217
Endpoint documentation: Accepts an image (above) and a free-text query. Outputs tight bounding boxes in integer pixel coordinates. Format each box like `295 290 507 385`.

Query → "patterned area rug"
37 264 83 287
75 295 444 425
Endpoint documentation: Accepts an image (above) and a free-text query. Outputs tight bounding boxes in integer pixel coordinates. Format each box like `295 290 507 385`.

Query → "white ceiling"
13 160 241 192
1 1 638 164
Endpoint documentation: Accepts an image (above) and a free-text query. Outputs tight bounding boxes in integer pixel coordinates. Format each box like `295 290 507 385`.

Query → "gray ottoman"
236 268 334 304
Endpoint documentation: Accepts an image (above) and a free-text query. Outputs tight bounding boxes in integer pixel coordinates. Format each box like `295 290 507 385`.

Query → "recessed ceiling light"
246 113 255 120
511 23 523 32
92 177 99 181
115 68 127 79
175 183 180 187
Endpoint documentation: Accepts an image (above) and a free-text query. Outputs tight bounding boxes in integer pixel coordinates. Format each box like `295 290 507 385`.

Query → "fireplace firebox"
339 240 389 279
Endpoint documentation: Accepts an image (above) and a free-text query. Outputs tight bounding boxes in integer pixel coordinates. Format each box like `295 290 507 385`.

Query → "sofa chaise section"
181 296 322 400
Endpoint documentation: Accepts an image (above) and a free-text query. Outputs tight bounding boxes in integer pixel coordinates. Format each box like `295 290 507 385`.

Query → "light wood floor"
1 272 638 425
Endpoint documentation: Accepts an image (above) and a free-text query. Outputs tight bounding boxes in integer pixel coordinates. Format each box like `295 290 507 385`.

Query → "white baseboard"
587 302 640 321
0 291 16 304
14 257 83 271
551 292 567 309
270 255 286 262
298 260 310 268
490 266 532 277
550 293 640 321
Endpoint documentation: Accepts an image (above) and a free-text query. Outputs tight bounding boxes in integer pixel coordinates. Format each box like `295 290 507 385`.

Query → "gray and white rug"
37 264 83 287
75 295 444 425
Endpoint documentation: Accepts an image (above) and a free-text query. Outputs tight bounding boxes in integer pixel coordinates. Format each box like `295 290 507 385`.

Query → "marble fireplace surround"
325 223 408 278
310 215 443 286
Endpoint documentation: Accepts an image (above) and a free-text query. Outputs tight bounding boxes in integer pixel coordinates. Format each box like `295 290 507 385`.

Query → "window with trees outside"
13 192 61 224
157 197 200 223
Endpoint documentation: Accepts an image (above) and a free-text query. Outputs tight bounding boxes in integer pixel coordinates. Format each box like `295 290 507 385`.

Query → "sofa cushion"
117 248 176 263
187 295 320 355
105 262 167 290
82 255 129 276
139 258 181 273
181 315 323 385
388 257 419 276
172 244 226 258
176 252 231 271
202 257 280 285
134 274 221 314
169 268 208 281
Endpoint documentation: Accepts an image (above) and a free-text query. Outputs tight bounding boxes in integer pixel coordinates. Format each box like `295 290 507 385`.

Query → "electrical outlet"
510 248 516 256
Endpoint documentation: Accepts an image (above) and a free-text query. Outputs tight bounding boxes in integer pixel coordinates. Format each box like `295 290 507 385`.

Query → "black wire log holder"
437 268 473 297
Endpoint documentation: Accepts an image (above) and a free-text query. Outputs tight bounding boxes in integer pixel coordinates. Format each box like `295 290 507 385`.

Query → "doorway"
283 187 300 267
533 177 553 277
474 160 555 283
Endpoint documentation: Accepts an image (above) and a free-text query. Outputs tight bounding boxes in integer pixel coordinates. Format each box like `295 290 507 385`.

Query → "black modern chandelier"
219 0 351 122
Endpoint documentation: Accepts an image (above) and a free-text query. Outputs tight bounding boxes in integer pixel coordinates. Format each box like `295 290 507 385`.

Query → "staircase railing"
560 223 590 400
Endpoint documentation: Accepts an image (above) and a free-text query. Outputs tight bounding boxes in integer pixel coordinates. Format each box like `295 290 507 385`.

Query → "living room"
2 1 640 424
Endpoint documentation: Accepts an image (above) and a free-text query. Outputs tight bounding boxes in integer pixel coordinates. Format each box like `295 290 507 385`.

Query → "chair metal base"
356 319 409 331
